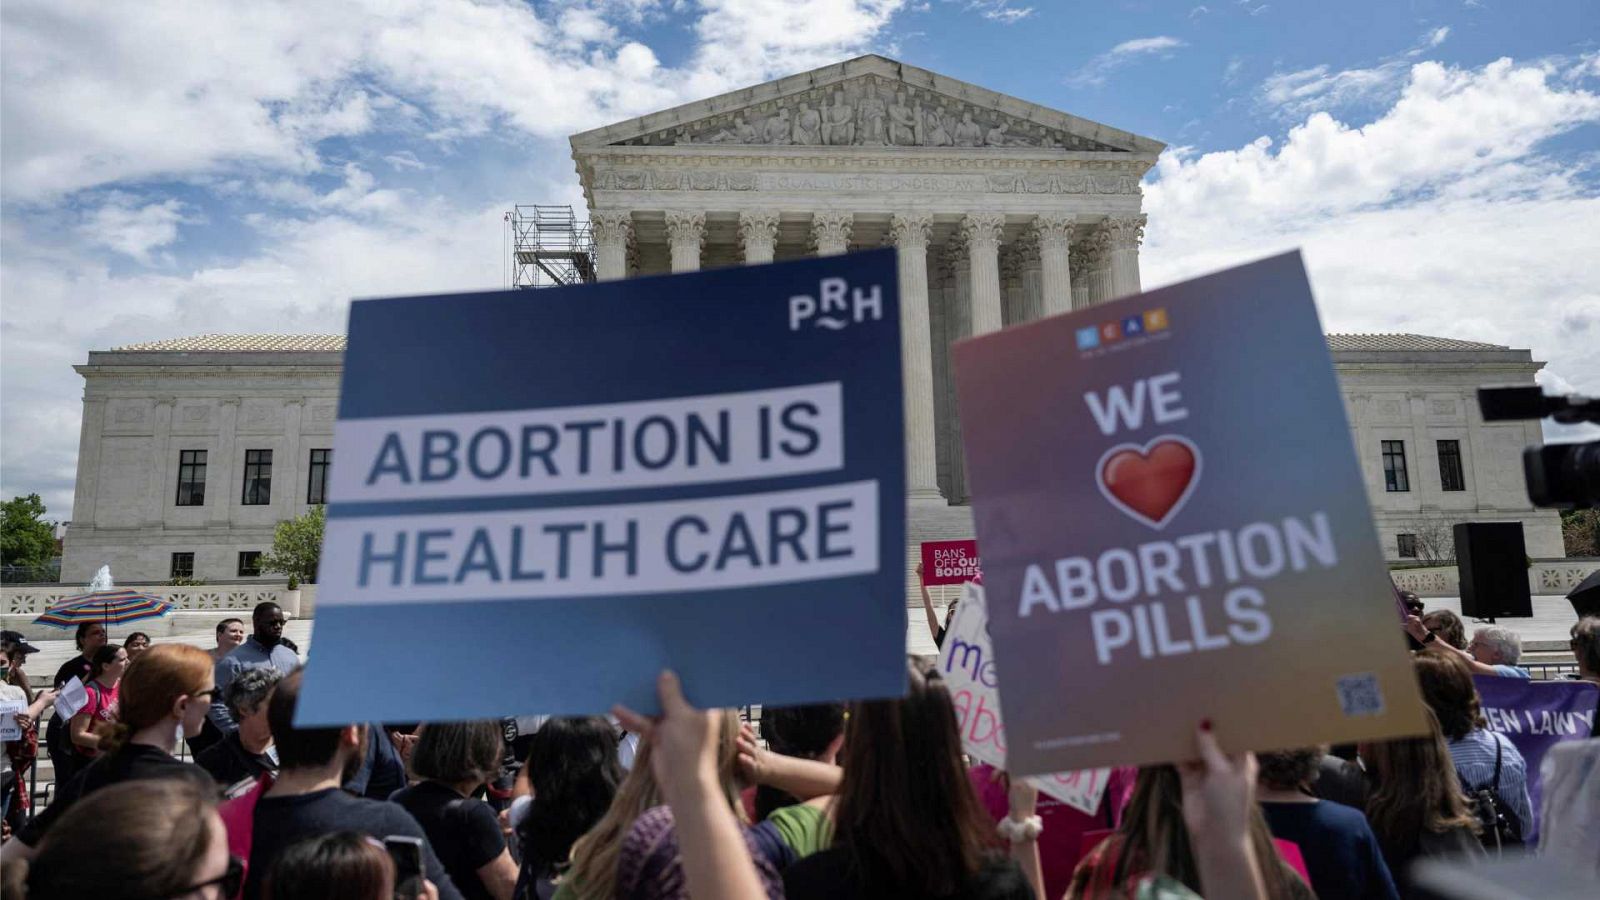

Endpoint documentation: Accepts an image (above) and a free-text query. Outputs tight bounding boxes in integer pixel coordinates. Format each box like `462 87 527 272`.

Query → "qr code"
1336 673 1385 718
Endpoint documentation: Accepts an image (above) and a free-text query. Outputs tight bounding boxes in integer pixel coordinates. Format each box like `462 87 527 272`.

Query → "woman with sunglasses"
5 644 218 857
1 778 242 899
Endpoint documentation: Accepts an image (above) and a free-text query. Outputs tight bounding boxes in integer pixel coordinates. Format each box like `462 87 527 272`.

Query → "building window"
1397 534 1419 559
175 450 207 507
170 552 194 579
307 448 332 505
241 450 272 505
1437 439 1466 492
1381 440 1409 492
238 551 263 577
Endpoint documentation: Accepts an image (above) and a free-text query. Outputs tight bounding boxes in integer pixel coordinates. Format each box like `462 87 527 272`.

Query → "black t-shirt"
783 848 1032 900
194 730 276 791
245 787 463 900
52 655 91 690
390 781 507 900
18 744 216 846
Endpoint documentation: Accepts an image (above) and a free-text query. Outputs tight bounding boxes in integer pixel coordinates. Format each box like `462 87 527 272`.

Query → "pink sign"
921 539 982 586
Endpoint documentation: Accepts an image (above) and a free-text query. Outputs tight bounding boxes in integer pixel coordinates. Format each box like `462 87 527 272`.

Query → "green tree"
2 494 57 578
258 505 325 589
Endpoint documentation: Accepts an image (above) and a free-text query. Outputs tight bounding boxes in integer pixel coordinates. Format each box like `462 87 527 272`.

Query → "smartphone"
384 835 425 900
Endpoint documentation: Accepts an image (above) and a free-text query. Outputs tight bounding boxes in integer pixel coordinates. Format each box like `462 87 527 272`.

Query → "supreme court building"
59 56 1563 584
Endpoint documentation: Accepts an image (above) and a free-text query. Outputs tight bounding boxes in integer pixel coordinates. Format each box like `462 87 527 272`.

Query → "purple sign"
1473 675 1598 845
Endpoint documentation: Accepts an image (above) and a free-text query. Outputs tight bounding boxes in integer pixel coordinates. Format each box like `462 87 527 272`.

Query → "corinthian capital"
590 210 633 246
810 210 854 252
960 212 1005 252
1069 243 1095 280
1104 214 1147 251
664 211 706 249
1031 214 1075 250
737 210 780 250
888 213 932 251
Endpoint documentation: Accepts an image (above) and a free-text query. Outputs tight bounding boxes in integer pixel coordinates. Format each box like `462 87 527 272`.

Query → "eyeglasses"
174 855 244 898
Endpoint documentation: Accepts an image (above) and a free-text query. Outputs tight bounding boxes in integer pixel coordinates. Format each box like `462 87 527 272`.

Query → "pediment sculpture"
612 75 1124 152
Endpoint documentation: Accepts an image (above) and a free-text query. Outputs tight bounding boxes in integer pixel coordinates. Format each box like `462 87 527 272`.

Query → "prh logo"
789 277 883 332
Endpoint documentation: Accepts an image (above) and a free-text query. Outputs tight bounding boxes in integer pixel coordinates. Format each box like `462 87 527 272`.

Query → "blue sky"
2 0 1597 515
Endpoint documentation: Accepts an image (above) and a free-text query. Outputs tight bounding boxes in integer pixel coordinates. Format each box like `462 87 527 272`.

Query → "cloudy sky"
2 0 1597 517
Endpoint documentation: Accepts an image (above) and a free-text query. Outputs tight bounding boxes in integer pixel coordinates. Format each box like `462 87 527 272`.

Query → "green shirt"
767 801 832 858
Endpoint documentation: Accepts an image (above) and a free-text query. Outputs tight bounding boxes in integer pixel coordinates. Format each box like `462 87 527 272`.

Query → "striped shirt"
1447 729 1534 842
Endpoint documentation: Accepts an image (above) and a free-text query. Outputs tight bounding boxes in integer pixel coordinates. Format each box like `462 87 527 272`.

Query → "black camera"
1478 386 1600 509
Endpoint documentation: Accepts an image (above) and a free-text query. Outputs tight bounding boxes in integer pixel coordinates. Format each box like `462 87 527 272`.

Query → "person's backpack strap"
1491 733 1504 792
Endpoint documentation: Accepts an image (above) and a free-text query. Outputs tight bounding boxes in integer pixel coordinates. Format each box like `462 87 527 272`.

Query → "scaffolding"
506 205 595 289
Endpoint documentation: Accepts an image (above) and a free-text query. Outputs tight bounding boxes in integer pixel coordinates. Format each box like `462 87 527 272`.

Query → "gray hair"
1473 626 1522 665
226 666 283 718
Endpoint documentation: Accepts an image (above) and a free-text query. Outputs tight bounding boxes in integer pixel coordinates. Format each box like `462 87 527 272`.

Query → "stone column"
961 213 1005 336
890 213 943 502
73 398 108 525
1017 239 1044 322
1084 229 1115 305
1000 244 1024 327
738 210 779 264
945 241 972 504
665 211 705 273
1105 214 1146 299
1069 245 1092 310
211 398 240 525
811 211 853 257
929 250 953 500
145 398 175 526
590 210 633 281
1032 215 1075 316
279 400 304 518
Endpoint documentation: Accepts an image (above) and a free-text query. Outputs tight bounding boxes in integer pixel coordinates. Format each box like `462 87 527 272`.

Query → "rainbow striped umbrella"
34 589 174 628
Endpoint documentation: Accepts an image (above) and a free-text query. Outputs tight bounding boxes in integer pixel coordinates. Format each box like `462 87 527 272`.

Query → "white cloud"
959 1 1033 24
80 195 191 264
1 0 907 203
1190 6 1210 18
1067 36 1186 88
1261 27 1468 119
1145 56 1600 420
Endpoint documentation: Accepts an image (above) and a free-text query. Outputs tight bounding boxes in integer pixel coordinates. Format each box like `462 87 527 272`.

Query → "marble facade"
570 55 1162 504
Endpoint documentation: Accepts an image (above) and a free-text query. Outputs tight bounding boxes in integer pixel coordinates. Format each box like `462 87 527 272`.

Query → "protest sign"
1474 675 1598 844
951 252 1427 773
54 676 88 720
298 250 907 724
921 540 982 586
942 583 1110 815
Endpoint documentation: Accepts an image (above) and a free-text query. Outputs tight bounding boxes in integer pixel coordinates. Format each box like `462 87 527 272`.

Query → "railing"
1391 559 1599 598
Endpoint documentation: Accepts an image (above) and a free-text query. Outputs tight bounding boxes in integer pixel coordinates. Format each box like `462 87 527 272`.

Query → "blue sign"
297 250 908 724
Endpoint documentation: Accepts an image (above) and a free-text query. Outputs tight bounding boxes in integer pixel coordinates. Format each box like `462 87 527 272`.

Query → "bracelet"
997 815 1043 843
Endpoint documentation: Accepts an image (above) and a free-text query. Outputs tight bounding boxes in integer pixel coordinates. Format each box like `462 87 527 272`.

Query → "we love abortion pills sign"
952 252 1426 773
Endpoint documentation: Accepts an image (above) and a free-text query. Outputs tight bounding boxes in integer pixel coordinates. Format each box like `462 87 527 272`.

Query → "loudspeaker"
1454 522 1532 619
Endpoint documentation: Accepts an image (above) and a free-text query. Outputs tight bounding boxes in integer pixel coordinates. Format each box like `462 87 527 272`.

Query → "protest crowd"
0 590 1594 900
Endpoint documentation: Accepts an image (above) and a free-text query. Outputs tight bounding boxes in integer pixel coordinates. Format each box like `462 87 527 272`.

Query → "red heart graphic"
1096 437 1201 529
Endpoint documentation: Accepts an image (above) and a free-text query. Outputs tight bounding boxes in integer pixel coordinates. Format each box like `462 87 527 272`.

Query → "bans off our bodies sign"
952 252 1427 773
922 540 982 586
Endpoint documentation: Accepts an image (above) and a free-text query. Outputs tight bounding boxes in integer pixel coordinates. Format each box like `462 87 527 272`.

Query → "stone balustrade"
1 583 314 618
1390 559 1598 599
